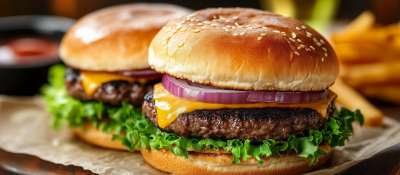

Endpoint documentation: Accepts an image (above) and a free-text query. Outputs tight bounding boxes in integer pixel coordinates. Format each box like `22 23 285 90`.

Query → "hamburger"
41 3 191 151
125 8 364 174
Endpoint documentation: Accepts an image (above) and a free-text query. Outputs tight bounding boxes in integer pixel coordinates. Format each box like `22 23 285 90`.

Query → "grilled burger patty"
143 90 335 144
65 69 159 106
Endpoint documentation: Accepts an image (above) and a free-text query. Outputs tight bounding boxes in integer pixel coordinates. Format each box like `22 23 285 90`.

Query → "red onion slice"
162 75 330 104
119 69 163 78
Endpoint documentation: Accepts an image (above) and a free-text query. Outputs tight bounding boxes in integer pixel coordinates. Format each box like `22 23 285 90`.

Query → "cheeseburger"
127 8 364 174
41 3 191 151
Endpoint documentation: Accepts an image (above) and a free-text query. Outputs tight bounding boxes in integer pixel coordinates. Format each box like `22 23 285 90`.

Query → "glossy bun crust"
71 122 139 151
61 3 191 71
149 8 339 91
141 142 332 175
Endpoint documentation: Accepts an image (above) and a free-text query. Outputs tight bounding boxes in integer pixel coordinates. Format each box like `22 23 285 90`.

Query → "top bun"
149 8 339 91
60 3 192 71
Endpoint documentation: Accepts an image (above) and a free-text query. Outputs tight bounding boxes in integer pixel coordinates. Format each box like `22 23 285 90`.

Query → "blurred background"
0 0 399 124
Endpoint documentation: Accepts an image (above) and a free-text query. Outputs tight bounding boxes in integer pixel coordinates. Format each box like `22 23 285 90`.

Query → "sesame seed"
190 19 194 22
316 42 322 46
240 32 246 35
194 29 200 33
172 29 178 34
322 47 327 51
325 52 328 57
176 23 182 30
197 23 203 26
226 20 230 23
235 22 239 26
195 19 201 22
226 26 232 28
219 15 225 19
233 16 239 19
247 27 253 30
273 30 280 33
212 19 217 22
181 21 185 24
257 37 263 40
232 33 239 36
262 27 268 29
300 44 305 48
246 25 251 27
181 27 188 31
313 38 318 42
238 26 243 28
266 83 272 85
189 24 194 26
294 51 300 55
162 40 168 45
186 17 190 21
320 39 325 44
310 46 315 50
201 26 207 29
179 42 185 47
211 24 217 27
306 32 312 37
261 33 266 36
321 57 324 62
213 15 217 19
225 29 230 32
292 32 296 38
281 32 286 36
165 28 171 32
296 27 301 30
305 48 310 51
204 21 211 24
297 39 301 42
297 46 301 50
301 25 306 29
289 38 296 42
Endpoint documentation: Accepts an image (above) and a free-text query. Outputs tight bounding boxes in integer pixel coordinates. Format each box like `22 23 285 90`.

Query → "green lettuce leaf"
41 65 143 142
42 65 364 166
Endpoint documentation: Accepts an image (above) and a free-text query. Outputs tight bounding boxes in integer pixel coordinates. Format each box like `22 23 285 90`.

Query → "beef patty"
65 69 159 106
143 90 335 144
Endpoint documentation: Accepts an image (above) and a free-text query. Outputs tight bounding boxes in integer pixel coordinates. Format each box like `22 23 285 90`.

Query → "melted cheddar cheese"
80 71 154 95
153 83 337 128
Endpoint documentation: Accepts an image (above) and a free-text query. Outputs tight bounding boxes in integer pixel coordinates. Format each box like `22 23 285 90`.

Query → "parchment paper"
0 95 399 175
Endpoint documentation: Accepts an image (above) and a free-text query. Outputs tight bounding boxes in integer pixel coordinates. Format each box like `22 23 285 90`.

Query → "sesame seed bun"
71 122 139 151
141 141 332 175
60 3 192 71
149 8 339 91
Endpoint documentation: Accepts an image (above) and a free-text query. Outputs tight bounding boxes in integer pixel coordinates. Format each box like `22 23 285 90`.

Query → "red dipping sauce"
0 37 58 66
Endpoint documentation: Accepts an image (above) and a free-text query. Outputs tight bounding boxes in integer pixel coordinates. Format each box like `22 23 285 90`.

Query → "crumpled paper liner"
0 96 399 175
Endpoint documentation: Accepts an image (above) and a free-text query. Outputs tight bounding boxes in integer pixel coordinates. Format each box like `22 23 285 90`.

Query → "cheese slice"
153 83 337 128
80 71 136 95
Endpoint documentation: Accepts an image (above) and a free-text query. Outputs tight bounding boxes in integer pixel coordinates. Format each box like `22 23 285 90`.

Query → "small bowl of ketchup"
0 16 74 96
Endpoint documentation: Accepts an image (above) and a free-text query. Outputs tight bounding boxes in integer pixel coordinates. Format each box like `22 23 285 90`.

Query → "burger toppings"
162 74 331 104
65 69 157 106
143 91 335 143
153 82 337 128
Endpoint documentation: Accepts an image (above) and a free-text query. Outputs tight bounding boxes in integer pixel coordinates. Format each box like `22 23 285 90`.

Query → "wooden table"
0 103 399 175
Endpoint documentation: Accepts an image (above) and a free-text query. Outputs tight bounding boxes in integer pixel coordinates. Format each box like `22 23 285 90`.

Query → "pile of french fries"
329 11 400 127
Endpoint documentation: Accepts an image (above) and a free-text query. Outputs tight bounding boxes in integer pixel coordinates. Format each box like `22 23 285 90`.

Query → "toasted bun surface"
141 141 331 175
149 8 339 91
71 122 139 151
61 3 192 71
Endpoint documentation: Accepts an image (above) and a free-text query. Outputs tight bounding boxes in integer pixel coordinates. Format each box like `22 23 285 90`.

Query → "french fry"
332 11 375 43
360 86 400 105
334 43 400 64
330 79 383 127
340 62 400 88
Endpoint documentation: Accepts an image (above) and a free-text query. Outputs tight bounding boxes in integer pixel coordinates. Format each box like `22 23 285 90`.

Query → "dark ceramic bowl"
0 16 74 96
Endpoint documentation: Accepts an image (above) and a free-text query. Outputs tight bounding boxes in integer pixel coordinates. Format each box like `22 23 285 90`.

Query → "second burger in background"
129 8 364 175
41 3 191 151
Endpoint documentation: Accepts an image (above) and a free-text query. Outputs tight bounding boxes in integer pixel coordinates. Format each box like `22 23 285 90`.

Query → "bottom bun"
71 122 139 151
141 141 332 175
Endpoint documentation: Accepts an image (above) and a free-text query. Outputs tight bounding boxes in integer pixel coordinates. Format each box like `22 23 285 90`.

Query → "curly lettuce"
41 65 142 134
121 102 364 166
